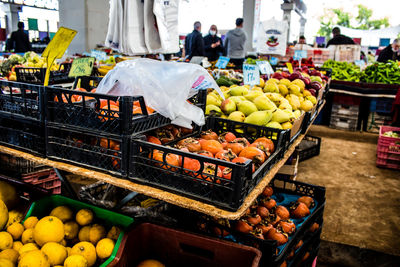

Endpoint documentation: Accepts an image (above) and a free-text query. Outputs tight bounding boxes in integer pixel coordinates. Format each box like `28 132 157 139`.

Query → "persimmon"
53 94 69 103
277 220 296 235
111 152 120 169
98 104 119 121
232 137 250 146
256 222 273 235
254 137 275 153
297 196 315 208
250 142 271 157
294 240 303 250
246 214 262 225
265 228 288 245
260 197 276 210
177 138 201 152
266 213 281 226
290 202 310 218
235 220 253 233
201 163 222 183
100 138 119 150
251 229 264 240
99 99 119 109
151 150 180 171
222 168 232 180
239 147 266 165
201 140 223 155
262 186 273 197
146 136 161 145
183 157 201 175
197 150 214 158
156 129 175 144
226 142 245 155
90 88 97 93
309 223 319 233
215 149 237 162
232 157 255 173
275 206 290 220
218 132 237 143
213 227 230 237
200 130 218 140
257 206 269 218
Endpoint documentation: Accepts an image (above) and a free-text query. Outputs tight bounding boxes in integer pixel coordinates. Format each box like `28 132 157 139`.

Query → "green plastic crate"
23 195 134 266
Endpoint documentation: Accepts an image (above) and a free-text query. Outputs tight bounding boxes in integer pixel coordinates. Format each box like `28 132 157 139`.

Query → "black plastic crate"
298 136 321 162
15 63 74 85
0 117 45 156
129 117 286 211
46 126 128 176
72 76 102 91
0 153 46 176
45 86 206 136
0 80 44 122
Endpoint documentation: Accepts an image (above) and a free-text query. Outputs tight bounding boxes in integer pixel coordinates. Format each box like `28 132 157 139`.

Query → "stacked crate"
329 94 360 131
376 126 400 170
367 98 393 133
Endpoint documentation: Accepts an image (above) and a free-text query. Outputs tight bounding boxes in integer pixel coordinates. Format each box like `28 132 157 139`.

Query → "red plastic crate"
333 94 361 106
377 126 400 170
22 169 61 194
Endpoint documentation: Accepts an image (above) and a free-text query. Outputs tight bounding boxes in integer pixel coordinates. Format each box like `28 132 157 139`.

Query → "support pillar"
281 2 294 43
299 17 306 36
243 0 256 54
4 4 21 37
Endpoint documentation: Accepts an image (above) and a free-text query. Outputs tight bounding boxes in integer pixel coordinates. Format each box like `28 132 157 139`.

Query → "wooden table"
0 103 324 220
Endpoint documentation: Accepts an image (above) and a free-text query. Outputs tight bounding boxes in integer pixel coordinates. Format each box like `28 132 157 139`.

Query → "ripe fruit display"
206 68 325 130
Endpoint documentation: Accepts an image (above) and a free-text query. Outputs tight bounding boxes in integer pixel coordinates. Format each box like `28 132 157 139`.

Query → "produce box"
129 117 287 211
45 86 206 136
0 153 45 176
15 62 74 85
46 126 128 176
329 114 358 131
163 176 325 267
24 195 134 267
0 80 44 122
109 222 261 267
0 117 45 156
376 126 400 170
73 76 103 91
298 136 321 162
22 169 61 195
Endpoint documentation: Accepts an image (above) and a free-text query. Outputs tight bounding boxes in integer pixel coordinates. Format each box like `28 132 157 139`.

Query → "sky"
179 0 400 43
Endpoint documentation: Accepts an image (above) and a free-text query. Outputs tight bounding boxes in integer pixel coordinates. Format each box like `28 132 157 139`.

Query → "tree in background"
317 5 390 39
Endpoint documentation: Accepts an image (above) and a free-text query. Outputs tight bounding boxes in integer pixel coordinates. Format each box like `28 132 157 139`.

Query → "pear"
278 84 289 96
237 100 258 116
303 90 312 97
267 78 280 84
305 95 317 105
310 76 323 83
281 121 293 129
279 78 291 87
282 109 296 122
230 84 239 88
221 114 228 119
244 91 264 102
292 79 305 91
206 94 221 106
251 86 264 93
230 86 249 96
272 109 291 123
288 84 301 95
205 104 222 115
293 110 302 119
223 91 231 99
265 93 283 104
243 84 251 90
221 99 237 115
220 86 230 92
266 121 283 130
228 111 246 122
258 78 265 88
229 96 246 104
286 94 300 110
263 82 279 93
253 95 277 111
300 99 314 112
244 110 272 126
279 101 292 111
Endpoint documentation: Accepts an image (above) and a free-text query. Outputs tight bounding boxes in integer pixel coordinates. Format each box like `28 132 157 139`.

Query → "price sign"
294 50 308 61
256 60 274 75
91 50 107 61
286 62 293 74
243 64 260 85
68 57 95 77
215 56 230 69
42 27 77 86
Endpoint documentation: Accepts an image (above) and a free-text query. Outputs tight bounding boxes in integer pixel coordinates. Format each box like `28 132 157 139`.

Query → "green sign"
28 18 38 31
68 57 95 77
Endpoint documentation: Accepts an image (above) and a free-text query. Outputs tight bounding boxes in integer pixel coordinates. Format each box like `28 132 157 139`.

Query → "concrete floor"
296 125 400 263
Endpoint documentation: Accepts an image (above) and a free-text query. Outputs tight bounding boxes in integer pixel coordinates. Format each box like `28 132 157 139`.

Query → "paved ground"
297 125 400 258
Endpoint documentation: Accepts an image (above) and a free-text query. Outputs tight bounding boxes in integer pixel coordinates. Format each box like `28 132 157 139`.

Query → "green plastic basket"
23 195 134 266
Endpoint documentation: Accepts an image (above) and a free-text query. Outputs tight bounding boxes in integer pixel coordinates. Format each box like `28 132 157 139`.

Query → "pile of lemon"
0 203 121 267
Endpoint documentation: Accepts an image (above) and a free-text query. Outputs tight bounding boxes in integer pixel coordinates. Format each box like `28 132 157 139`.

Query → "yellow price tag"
42 27 77 86
68 57 95 77
286 62 293 74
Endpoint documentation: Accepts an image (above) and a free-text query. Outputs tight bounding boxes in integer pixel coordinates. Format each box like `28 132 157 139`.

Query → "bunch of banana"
97 65 115 76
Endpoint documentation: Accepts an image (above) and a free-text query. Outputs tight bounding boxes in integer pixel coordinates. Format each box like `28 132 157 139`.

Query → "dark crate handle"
179 242 215 259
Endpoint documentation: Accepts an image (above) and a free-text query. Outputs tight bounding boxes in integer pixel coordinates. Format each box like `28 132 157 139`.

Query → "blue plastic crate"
370 98 393 114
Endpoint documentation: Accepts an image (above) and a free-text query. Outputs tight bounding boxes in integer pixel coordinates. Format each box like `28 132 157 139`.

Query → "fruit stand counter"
0 103 324 219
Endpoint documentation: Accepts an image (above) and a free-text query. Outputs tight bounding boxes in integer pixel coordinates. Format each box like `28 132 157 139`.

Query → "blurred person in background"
184 21 205 60
294 35 311 50
224 18 247 68
377 39 400 63
326 27 355 47
367 51 375 63
203 25 223 61
8 22 31 52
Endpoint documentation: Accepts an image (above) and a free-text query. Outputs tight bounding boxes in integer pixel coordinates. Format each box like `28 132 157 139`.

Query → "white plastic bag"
123 0 148 54
153 0 180 53
96 59 223 128
144 0 163 53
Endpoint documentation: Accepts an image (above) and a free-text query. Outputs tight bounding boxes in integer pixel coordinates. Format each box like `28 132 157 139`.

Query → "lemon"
64 221 79 240
0 258 14 267
0 231 13 250
70 242 96 267
50 206 73 223
75 210 93 226
18 250 50 267
0 181 18 209
0 248 18 264
89 224 105 245
78 226 91 242
95 238 114 259
41 242 67 266
64 254 88 267
12 241 23 252
19 243 39 255
106 226 121 241
21 229 34 244
23 217 38 229
137 259 165 267
0 200 8 230
6 210 23 228
34 216 64 247
7 223 24 240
